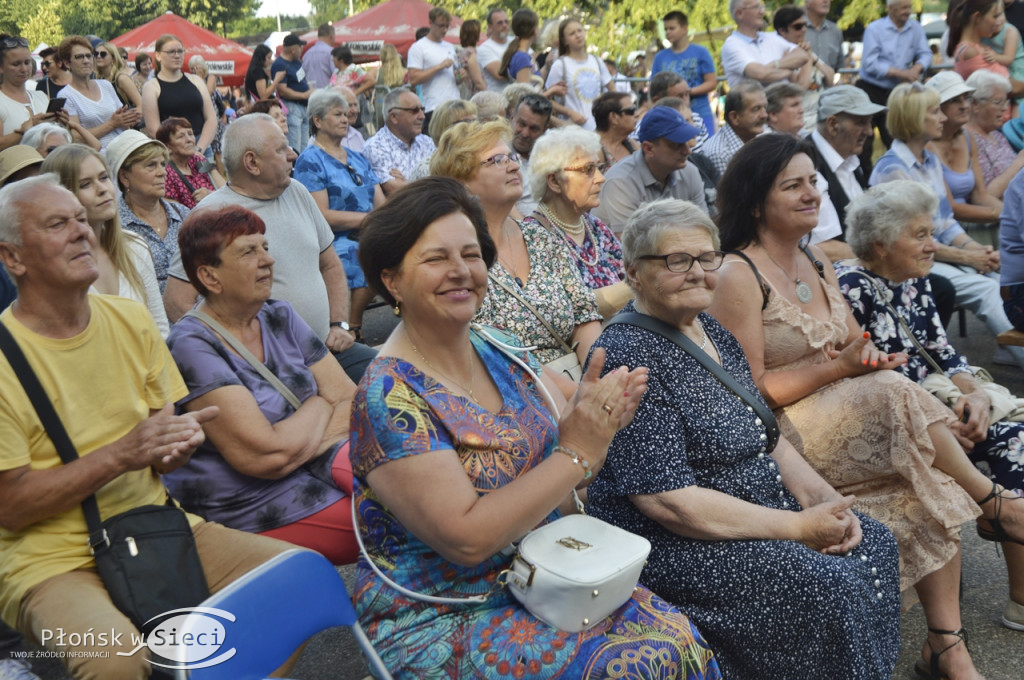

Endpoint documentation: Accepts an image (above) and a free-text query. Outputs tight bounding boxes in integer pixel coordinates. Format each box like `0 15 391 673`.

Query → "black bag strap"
725 245 825 311
606 311 780 452
0 322 107 547
168 160 196 195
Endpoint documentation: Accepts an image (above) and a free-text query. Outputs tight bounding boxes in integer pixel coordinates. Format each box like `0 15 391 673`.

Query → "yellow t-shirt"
0 295 188 626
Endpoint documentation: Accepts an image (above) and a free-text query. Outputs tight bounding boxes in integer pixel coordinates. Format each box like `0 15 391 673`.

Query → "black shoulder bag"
606 311 781 452
0 322 209 634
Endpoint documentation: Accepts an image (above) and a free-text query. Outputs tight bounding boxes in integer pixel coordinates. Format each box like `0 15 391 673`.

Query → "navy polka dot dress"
587 305 901 679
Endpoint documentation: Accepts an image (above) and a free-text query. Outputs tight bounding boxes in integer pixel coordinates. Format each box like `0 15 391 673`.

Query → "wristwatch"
330 321 351 331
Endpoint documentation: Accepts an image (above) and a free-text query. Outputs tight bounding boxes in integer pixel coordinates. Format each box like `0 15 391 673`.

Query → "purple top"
522 213 625 288
973 128 1017 186
164 299 343 532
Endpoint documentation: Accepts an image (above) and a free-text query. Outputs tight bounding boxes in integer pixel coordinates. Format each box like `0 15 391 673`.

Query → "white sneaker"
1003 599 1024 631
0 658 40 680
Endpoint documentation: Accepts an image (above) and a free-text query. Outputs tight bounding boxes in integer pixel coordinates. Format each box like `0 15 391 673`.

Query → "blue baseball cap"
637 107 701 144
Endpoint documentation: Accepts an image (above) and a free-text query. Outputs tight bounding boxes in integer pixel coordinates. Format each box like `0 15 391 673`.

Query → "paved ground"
26 302 1024 679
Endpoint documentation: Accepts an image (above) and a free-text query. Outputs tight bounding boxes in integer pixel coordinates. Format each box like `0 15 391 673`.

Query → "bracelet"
554 445 592 479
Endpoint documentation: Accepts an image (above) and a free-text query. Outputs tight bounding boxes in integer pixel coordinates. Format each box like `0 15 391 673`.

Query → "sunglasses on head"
0 37 29 50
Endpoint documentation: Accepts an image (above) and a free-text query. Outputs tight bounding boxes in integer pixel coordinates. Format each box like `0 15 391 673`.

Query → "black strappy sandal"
913 627 970 679
976 480 1024 546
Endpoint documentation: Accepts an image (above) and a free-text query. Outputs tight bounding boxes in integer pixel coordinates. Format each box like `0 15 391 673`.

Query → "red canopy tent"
111 12 253 87
300 0 462 61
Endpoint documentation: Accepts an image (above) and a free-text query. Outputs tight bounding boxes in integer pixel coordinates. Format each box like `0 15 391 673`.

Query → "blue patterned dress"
837 263 1024 496
586 304 902 679
349 328 721 679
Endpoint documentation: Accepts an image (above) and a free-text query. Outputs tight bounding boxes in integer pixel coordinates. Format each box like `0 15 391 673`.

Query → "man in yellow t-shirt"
0 176 290 679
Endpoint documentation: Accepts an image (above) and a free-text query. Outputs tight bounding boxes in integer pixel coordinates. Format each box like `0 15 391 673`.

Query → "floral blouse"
835 262 972 383
164 155 216 210
972 128 1017 186
522 213 625 289
475 219 601 363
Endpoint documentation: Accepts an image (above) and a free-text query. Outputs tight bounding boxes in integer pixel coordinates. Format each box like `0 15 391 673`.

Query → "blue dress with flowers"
349 327 721 680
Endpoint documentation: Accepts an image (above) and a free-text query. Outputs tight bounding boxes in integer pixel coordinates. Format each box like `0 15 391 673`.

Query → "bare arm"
318 246 354 353
276 82 311 101
690 70 717 97
189 74 218 151
310 188 373 231
163 275 199 323
0 405 217 532
365 351 641 565
115 73 142 108
256 72 285 100
406 58 453 86
465 51 486 92
570 320 601 364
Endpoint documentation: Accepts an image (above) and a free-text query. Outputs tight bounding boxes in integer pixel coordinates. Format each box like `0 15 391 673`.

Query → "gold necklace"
409 338 478 403
313 138 345 162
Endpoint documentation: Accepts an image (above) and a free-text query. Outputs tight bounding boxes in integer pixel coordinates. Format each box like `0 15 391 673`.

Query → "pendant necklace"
762 246 813 304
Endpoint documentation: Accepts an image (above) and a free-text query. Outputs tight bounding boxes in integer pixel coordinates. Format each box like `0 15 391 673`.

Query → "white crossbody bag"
351 325 650 632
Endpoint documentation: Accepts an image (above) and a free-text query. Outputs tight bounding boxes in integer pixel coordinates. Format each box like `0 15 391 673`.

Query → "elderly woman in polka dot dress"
585 198 901 679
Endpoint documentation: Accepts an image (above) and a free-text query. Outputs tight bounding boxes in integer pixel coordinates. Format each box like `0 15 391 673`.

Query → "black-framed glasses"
564 161 607 176
616 106 638 116
392 105 426 114
341 162 364 186
480 152 520 168
638 250 725 273
789 22 808 30
0 37 29 50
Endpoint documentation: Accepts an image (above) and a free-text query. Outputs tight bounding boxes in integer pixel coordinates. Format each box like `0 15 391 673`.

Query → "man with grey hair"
856 0 931 168
694 79 767 176
721 0 811 88
164 114 376 382
477 8 512 93
362 87 435 195
0 175 290 679
594 107 706 234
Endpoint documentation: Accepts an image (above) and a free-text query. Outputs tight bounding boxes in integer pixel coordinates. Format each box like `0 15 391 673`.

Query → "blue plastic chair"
173 549 392 680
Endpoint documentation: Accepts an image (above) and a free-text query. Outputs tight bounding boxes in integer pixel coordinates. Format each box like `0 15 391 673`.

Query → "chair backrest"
173 549 392 680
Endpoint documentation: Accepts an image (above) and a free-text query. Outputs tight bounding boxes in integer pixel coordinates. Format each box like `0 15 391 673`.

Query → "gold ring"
601 404 613 414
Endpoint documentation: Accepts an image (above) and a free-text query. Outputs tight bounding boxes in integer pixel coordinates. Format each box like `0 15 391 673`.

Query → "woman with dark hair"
947 0 1024 94
0 34 56 151
498 8 540 84
545 19 612 130
453 20 485 98
132 52 152 93
708 132 1024 680
245 44 284 102
165 204 359 565
157 116 225 208
35 46 70 100
349 174 721 680
592 91 637 167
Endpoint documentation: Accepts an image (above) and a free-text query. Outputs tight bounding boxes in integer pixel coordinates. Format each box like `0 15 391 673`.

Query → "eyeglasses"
161 49 185 56
982 97 1010 107
789 22 808 30
0 37 29 50
71 52 93 61
637 250 725 273
480 152 520 168
40 60 53 68
94 51 109 58
564 161 607 176
392 105 426 114
616 106 638 116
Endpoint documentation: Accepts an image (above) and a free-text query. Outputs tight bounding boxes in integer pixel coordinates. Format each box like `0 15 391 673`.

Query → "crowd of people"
2 2 1024 679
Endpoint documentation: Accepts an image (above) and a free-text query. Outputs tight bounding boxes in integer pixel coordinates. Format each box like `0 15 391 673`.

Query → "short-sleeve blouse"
164 299 343 532
292 145 379 234
164 155 217 209
522 213 624 288
57 80 124 149
972 128 1018 186
117 196 189 292
474 219 601 363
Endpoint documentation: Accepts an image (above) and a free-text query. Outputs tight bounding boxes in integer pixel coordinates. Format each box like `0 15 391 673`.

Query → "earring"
393 302 401 317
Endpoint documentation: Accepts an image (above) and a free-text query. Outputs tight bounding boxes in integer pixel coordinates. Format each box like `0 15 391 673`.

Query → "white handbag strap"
352 326 585 604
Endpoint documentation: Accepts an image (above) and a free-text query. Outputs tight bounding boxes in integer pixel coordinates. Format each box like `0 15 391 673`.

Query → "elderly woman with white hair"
294 88 383 343
586 197 901 678
525 125 630 317
836 179 1024 635
966 69 1024 198
22 121 100 157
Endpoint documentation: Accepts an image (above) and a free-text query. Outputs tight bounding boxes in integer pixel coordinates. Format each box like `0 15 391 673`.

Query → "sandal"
913 627 970 680
976 480 1024 546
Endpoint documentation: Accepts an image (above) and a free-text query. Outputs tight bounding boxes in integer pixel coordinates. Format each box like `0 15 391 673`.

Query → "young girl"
981 0 1024 82
544 19 612 130
948 0 1024 95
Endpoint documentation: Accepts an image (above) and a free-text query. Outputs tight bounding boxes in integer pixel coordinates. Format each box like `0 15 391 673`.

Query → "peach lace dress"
761 274 979 592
